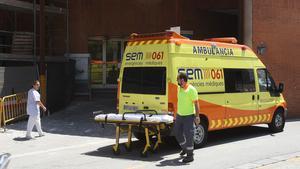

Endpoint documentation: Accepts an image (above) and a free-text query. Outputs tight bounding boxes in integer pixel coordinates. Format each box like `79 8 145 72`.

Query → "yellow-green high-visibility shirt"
177 84 199 116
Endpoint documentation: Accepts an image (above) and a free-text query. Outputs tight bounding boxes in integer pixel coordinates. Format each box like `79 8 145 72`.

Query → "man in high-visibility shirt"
174 72 200 163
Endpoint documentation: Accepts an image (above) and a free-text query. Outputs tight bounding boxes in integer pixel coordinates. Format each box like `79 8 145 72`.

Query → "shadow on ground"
4 89 298 143
83 125 274 164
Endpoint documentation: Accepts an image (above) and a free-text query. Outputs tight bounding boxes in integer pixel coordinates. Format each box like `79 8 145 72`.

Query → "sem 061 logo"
125 52 143 61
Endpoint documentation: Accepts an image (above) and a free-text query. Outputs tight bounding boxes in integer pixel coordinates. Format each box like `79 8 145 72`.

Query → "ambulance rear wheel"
268 109 285 133
194 120 208 149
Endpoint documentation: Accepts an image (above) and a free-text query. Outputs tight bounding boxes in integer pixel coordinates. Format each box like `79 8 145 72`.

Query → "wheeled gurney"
94 110 174 157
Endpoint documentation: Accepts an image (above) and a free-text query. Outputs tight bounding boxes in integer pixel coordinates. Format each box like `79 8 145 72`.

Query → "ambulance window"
224 69 256 93
267 72 276 91
257 69 276 92
257 69 268 91
122 67 166 95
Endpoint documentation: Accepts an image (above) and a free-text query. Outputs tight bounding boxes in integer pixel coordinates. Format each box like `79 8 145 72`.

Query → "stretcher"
94 110 174 157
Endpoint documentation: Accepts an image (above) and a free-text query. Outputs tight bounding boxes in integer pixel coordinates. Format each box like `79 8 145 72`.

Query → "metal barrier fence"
0 92 27 129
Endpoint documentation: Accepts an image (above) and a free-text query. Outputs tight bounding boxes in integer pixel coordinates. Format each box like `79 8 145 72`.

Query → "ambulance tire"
268 109 285 133
194 120 208 149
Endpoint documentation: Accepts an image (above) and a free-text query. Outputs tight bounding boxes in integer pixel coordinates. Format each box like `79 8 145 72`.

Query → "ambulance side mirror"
277 83 284 93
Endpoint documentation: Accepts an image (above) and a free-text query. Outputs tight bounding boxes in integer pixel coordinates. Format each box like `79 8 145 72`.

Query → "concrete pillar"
243 0 253 48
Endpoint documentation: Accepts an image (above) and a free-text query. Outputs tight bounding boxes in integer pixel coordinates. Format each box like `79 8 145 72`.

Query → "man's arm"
37 101 47 112
194 100 200 125
194 100 200 117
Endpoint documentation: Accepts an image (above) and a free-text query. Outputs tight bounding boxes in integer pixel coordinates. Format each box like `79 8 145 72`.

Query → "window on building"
224 69 256 93
106 40 123 84
88 40 103 61
122 67 166 95
0 32 12 53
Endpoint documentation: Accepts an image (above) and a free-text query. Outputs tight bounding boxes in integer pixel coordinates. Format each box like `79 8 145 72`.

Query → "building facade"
0 0 299 117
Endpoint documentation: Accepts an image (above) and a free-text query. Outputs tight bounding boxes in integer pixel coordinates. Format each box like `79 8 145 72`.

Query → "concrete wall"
253 0 300 117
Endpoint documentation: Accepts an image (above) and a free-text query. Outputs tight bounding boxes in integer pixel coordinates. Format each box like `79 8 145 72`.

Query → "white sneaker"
26 135 34 139
38 133 45 137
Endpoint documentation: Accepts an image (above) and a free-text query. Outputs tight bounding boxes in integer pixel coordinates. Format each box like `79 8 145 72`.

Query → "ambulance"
117 31 287 148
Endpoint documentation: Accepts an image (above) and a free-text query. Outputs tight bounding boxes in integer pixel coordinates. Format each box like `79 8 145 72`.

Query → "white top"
27 88 41 116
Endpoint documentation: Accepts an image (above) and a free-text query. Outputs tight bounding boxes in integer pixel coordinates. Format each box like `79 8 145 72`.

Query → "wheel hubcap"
194 124 205 144
275 114 283 128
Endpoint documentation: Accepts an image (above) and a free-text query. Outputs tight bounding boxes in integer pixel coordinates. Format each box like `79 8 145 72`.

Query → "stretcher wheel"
124 144 132 152
150 144 159 153
112 147 120 155
140 150 148 157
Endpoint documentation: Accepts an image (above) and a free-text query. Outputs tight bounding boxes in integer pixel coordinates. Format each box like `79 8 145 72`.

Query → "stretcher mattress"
95 113 174 124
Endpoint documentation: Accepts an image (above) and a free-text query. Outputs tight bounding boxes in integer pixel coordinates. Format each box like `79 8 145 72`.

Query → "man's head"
177 72 188 88
33 80 40 90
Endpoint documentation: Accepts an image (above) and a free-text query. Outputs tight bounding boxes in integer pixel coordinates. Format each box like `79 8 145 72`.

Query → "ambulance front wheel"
193 120 208 149
268 109 285 133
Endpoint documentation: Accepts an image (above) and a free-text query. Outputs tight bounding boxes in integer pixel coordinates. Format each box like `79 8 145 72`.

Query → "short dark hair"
177 72 188 82
33 80 40 85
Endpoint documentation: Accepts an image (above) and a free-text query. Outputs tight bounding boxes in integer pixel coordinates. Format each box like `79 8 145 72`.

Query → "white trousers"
26 115 44 137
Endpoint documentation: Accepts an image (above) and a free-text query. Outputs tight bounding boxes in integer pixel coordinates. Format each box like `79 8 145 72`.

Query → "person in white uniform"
26 80 47 139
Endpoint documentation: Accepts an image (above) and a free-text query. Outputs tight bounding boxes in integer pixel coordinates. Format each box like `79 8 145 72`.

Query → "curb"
229 151 300 169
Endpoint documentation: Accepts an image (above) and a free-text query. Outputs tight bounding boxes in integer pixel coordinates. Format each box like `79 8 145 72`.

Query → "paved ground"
1 91 300 169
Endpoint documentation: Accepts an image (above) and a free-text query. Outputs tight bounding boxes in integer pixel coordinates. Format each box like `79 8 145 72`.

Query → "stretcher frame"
94 110 172 157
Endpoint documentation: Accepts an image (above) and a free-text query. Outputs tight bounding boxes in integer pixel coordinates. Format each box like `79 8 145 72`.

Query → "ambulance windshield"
122 67 166 95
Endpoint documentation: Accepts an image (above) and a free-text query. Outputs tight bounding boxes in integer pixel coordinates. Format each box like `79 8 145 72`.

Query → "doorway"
88 37 126 88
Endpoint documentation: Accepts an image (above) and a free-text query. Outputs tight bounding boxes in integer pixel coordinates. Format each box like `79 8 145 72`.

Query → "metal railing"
0 92 27 129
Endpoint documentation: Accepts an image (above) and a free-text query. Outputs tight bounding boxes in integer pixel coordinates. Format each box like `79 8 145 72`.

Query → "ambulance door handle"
252 95 255 100
257 95 260 100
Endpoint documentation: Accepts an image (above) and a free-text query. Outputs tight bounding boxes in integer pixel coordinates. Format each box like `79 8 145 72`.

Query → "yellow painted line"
153 40 160 44
228 118 233 127
140 41 146 45
161 39 168 44
216 119 222 128
258 115 263 123
263 114 267 122
223 119 228 127
253 115 258 123
238 117 244 126
244 116 249 125
132 41 139 46
249 116 253 124
233 118 239 126
267 114 271 122
210 120 216 129
146 40 153 44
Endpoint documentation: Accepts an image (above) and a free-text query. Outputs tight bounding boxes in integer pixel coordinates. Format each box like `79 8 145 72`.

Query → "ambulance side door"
256 68 277 122
224 68 258 127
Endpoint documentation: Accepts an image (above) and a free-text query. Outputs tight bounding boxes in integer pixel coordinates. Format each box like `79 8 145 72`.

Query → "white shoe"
38 133 45 137
26 135 34 139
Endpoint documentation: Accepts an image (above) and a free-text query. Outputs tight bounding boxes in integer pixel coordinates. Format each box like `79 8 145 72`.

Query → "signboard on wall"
69 53 90 81
69 53 91 99
0 66 37 96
